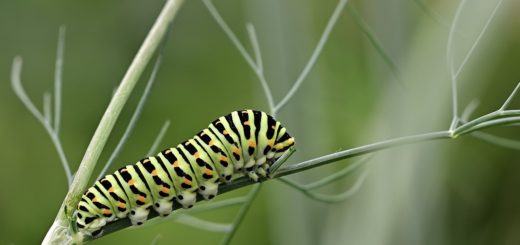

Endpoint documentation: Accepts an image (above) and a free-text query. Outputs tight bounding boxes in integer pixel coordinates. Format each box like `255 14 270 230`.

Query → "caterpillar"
74 110 295 239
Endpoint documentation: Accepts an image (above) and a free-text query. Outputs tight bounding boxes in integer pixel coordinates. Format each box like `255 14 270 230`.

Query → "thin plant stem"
146 120 171 156
246 23 264 74
175 214 232 232
202 0 256 71
454 0 504 79
348 5 401 81
413 0 448 27
471 131 520 150
186 197 247 214
453 110 520 136
11 58 73 185
461 99 480 122
454 111 497 135
44 92 52 124
269 147 296 174
279 167 369 203
12 59 49 128
447 0 468 131
220 184 262 245
54 26 66 135
500 82 520 111
460 116 520 134
202 1 276 116
279 155 370 203
460 99 520 150
276 131 451 177
274 0 349 113
305 154 370 190
246 23 275 111
201 5 277 245
97 52 164 179
180 197 247 236
307 168 369 203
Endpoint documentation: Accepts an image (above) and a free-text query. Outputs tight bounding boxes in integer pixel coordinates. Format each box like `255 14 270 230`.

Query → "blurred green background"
2 0 520 244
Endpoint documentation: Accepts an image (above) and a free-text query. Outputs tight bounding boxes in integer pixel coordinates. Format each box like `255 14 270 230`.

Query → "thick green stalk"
64 0 183 212
42 0 184 244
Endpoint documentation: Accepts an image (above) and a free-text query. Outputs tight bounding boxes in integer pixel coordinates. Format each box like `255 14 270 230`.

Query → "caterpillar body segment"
75 110 295 239
159 148 199 209
194 128 234 184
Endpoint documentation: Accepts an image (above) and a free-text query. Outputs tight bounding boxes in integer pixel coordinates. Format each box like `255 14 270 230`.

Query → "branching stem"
11 58 73 185
500 82 520 111
277 131 451 177
274 0 349 113
41 0 185 244
447 0 468 130
86 99 520 240
54 26 66 135
146 120 172 156
279 167 370 203
62 0 184 214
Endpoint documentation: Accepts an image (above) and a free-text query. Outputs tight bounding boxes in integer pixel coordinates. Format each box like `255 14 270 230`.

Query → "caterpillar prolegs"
74 110 295 239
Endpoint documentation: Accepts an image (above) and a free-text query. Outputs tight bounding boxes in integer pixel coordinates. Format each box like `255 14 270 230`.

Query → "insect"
74 110 295 239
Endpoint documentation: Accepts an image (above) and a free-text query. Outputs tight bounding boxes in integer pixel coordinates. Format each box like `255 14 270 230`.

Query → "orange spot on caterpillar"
194 152 200 158
243 121 251 125
108 187 114 192
173 161 179 167
248 140 256 148
128 179 135 185
232 147 240 155
151 170 157 176
103 209 112 215
204 168 212 175
137 195 145 202
183 178 192 185
223 130 229 135
209 140 215 146
118 202 126 209
160 186 169 193
219 155 228 161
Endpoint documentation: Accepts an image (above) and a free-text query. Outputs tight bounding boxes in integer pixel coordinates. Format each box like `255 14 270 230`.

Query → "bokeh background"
2 0 520 244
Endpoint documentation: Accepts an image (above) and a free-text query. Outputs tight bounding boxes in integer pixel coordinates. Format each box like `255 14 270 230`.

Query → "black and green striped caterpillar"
75 110 295 239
